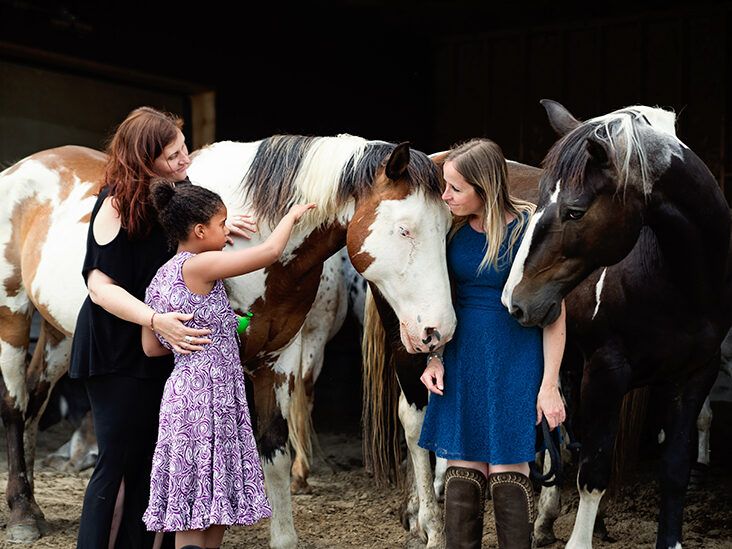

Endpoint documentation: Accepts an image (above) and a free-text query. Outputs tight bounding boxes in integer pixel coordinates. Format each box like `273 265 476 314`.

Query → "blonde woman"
418 139 566 549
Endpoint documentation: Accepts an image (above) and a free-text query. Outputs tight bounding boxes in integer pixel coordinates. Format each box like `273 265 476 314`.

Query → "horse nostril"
422 326 441 345
511 305 524 322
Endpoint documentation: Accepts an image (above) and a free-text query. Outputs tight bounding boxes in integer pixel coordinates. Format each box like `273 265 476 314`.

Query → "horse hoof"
5 521 41 544
688 462 709 492
290 478 313 495
400 513 410 532
534 531 557 547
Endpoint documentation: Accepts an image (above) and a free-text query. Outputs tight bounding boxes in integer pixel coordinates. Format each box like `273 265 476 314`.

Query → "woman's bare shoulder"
92 196 121 245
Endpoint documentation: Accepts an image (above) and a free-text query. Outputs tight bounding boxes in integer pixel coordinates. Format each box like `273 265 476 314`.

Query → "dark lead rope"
530 416 565 488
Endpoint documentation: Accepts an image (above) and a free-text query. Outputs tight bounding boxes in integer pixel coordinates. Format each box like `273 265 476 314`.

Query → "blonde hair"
446 138 535 273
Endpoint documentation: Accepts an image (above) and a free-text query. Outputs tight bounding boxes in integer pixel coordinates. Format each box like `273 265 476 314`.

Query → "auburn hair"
103 106 183 239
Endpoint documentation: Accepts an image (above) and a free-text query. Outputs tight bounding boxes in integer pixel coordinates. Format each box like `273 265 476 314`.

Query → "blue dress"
418 218 543 464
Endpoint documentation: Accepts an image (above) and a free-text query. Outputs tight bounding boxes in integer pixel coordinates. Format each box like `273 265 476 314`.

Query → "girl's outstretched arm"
185 203 316 283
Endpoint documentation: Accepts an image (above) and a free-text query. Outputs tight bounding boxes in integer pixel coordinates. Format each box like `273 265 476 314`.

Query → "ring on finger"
184 335 193 343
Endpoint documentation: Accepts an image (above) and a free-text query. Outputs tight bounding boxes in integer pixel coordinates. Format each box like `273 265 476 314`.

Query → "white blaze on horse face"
502 208 545 310
592 268 608 320
549 179 561 204
357 190 455 352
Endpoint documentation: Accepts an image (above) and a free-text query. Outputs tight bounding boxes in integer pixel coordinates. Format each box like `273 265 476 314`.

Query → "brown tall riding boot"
488 471 536 549
444 466 488 549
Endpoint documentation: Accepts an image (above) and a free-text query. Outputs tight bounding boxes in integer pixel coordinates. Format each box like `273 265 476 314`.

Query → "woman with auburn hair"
418 138 566 549
69 107 254 549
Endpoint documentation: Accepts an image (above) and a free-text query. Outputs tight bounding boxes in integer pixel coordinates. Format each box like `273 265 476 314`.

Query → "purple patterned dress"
142 251 271 532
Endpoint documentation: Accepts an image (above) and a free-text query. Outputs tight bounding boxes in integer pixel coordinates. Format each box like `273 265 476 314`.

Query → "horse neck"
645 152 731 304
284 223 348 278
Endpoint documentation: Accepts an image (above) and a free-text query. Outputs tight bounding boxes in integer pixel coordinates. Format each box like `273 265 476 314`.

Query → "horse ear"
540 99 581 136
585 136 611 169
386 142 411 180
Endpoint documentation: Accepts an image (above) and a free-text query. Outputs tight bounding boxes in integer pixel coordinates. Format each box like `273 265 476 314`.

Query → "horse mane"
241 134 443 230
542 106 676 195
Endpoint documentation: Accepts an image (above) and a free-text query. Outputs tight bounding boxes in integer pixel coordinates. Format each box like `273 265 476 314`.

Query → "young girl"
141 181 315 549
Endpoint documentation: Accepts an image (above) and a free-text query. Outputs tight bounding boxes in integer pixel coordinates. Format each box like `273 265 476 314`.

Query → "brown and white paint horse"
361 157 543 548
0 135 456 548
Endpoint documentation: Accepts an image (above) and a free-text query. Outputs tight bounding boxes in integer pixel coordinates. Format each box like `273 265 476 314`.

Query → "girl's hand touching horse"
287 203 317 221
226 213 257 245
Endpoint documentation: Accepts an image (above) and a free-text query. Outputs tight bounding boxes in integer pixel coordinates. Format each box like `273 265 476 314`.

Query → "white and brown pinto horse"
361 158 543 548
0 135 456 547
503 100 732 549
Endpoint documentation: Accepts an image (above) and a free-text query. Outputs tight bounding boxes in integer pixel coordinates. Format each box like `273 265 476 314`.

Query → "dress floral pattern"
143 251 271 531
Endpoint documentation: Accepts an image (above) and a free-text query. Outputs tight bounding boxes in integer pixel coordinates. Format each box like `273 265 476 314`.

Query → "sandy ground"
1 412 731 549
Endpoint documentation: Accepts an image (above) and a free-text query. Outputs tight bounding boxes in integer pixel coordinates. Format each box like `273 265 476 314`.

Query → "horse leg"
24 320 70 488
397 391 444 548
566 350 630 549
433 456 447 501
289 368 314 495
68 410 98 472
0 305 41 543
655 359 718 549
688 395 712 491
534 451 561 547
400 447 419 533
288 340 326 494
252 341 301 549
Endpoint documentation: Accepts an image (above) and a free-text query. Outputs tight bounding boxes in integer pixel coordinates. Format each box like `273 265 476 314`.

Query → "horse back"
507 160 542 204
0 146 105 335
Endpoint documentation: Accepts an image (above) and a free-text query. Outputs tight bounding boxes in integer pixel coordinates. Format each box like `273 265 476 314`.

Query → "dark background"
4 1 732 178
4 0 732 434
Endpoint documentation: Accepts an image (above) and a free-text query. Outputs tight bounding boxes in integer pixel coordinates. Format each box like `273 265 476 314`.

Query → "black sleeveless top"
69 187 174 379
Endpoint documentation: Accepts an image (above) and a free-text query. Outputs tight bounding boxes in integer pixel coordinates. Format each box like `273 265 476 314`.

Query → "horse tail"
288 357 313 477
611 387 650 493
361 285 403 487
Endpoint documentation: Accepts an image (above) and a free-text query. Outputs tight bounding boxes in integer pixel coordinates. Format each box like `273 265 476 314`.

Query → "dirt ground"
1 410 731 549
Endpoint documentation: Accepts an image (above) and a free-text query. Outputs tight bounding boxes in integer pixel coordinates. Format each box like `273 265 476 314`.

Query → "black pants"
76 374 172 549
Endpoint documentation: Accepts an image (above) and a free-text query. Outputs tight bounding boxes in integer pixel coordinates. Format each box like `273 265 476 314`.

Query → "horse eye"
398 226 411 238
565 208 585 221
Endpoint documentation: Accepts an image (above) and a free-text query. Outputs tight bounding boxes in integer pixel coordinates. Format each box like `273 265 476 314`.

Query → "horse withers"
502 100 732 549
0 135 456 548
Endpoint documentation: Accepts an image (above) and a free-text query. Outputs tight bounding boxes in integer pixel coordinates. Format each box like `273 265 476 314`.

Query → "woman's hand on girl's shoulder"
226 214 257 244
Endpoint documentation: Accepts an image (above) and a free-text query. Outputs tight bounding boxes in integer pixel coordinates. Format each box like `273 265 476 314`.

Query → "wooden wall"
429 5 730 202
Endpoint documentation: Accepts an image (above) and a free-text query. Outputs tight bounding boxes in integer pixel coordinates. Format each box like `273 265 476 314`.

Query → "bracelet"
426 352 443 365
150 312 157 332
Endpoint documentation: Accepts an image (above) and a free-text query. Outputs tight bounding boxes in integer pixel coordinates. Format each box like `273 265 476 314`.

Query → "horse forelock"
542 107 677 197
241 135 442 232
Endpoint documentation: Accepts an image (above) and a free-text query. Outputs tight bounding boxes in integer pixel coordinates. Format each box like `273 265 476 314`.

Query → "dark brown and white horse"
0 135 456 548
503 100 732 549
360 157 543 548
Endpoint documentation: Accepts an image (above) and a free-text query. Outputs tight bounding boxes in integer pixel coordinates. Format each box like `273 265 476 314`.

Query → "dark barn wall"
0 59 188 166
429 4 730 202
